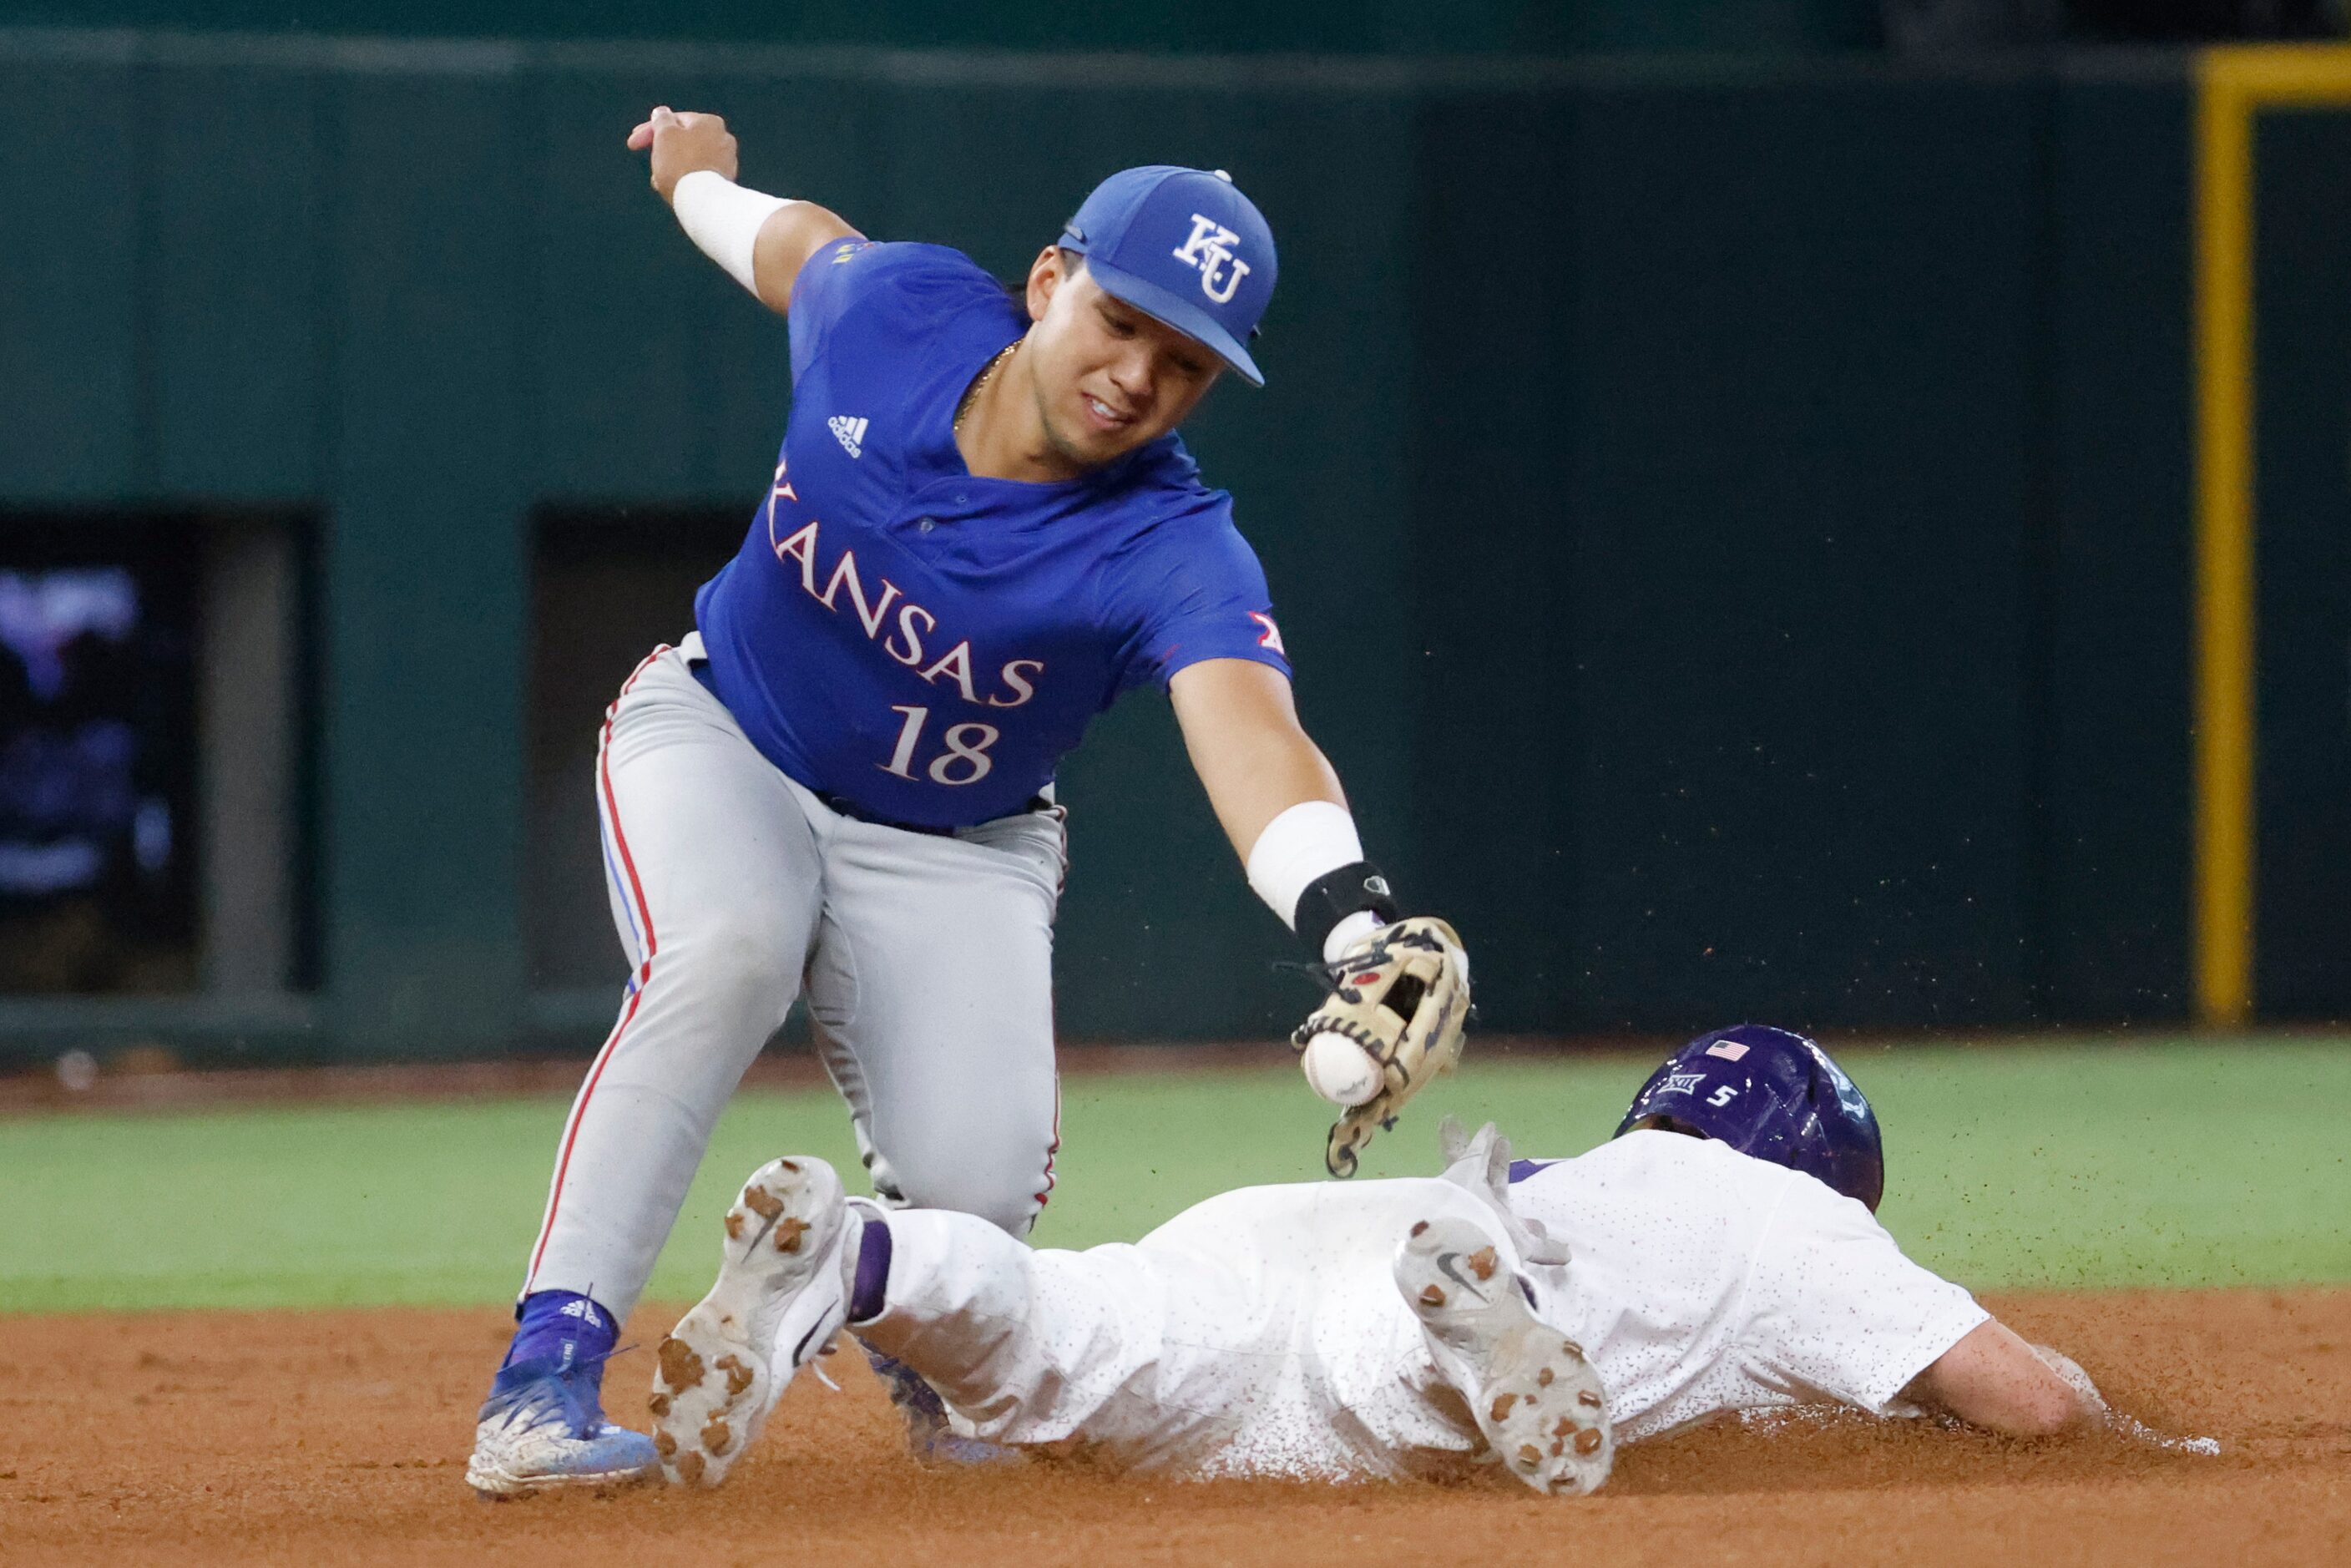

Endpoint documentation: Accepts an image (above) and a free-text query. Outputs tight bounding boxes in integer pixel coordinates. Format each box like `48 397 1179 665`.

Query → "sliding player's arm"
1902 1319 2103 1437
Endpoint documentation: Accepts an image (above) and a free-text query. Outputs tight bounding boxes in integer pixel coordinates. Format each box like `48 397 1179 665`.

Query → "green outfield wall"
0 33 2338 1064
2247 109 2351 1018
0 3 1879 55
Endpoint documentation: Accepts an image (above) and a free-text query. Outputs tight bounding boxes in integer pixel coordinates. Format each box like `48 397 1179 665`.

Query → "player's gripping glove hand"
1292 917 1471 1177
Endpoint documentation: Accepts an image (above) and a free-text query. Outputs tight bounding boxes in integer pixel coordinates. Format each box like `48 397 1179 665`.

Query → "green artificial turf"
3 1037 2347 1314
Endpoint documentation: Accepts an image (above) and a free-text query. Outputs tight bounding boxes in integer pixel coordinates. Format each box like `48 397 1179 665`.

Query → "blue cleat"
468 1347 659 1497
465 1297 658 1504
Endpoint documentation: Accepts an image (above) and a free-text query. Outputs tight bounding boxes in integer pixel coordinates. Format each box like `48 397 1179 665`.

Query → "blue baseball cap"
1059 165 1277 387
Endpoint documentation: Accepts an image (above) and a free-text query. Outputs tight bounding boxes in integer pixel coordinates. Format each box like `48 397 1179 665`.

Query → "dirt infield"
3 1288 2345 1567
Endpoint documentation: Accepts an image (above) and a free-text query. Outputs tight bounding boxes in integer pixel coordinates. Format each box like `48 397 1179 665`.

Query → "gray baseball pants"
522 635 1065 1323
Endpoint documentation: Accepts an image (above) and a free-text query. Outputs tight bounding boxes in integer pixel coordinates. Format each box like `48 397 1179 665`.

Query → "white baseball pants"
853 1176 1525 1480
523 635 1067 1322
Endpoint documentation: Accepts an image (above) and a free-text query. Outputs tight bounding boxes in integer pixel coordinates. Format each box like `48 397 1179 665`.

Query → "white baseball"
1301 1032 1382 1107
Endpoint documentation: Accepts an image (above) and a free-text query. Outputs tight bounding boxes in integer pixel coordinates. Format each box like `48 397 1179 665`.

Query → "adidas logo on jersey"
829 415 869 458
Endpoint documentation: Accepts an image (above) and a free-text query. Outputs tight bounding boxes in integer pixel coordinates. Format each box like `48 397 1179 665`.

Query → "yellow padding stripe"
2189 46 2351 1028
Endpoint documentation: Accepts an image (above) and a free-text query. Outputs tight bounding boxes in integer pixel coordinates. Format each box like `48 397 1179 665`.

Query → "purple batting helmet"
1615 1024 1885 1211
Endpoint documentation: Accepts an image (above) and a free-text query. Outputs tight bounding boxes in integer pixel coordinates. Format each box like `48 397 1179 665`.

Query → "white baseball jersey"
854 1130 1988 1479
1501 1130 1988 1441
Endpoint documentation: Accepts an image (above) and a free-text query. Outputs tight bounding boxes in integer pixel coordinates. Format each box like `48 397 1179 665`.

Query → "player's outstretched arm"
1168 658 1347 864
1904 1318 2101 1438
625 106 862 315
1170 658 1470 1175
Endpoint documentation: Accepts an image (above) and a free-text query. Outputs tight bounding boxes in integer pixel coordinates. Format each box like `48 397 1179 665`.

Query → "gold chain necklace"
954 342 1019 435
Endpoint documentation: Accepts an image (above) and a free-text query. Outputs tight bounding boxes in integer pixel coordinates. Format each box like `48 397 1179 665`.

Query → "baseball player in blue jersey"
466 108 1472 1497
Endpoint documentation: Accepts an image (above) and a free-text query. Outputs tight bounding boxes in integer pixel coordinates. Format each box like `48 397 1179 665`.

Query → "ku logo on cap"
1173 213 1252 304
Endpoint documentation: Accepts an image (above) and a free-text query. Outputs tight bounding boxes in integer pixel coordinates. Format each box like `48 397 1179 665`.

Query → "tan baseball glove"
1292 916 1471 1176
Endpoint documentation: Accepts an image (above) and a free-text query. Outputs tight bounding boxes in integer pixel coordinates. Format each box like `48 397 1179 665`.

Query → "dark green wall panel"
531 64 717 499
2252 112 2351 1020
1404 89 1582 1033
144 53 326 498
2044 69 2193 1023
1560 74 2047 1033
321 63 530 1052
0 43 138 498
0 2 1874 53
0 36 2256 1050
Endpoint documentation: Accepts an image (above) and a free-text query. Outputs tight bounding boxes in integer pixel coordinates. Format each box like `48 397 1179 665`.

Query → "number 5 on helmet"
1290 917 1472 1177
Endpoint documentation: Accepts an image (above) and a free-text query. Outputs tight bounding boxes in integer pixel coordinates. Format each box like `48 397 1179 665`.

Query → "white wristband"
1246 799 1364 934
672 169 793 297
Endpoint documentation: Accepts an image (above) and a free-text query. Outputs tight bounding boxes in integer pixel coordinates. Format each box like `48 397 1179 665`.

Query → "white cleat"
649 1156 857 1487
1395 1213 1615 1496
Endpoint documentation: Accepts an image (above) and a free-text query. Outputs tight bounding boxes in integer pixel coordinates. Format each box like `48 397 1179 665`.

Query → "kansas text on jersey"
695 239 1290 829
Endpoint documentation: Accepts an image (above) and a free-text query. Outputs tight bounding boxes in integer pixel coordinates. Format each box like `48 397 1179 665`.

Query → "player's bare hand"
626 106 739 205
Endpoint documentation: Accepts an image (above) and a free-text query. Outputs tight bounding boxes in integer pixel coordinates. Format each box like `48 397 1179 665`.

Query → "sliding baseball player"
645 1028 2183 1492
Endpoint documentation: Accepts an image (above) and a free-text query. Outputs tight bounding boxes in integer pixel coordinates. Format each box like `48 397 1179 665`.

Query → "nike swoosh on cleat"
790 1312 837 1368
1433 1252 1494 1302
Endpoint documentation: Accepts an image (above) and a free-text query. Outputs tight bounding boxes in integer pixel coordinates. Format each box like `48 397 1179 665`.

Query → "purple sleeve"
1104 500 1293 692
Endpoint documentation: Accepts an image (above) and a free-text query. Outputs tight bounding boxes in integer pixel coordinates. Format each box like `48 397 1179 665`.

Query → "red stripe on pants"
523 645 668 1293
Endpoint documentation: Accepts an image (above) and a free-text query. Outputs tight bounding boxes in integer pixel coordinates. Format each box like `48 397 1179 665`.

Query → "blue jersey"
695 239 1290 829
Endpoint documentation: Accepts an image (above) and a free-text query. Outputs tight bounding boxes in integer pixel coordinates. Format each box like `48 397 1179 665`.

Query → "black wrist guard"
1293 861 1402 959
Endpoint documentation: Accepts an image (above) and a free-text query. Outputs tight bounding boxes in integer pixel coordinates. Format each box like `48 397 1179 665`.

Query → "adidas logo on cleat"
829 415 868 458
